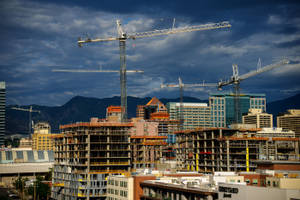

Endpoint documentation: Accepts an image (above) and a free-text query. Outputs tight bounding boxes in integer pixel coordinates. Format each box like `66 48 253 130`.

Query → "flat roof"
141 180 216 195
253 160 300 165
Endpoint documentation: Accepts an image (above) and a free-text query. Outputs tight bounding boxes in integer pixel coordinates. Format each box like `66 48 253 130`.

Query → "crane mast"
161 77 217 130
78 19 231 122
218 59 289 124
11 106 40 136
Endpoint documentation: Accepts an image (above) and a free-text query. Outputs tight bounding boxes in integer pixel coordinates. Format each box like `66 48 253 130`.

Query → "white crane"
161 77 217 130
218 58 290 124
10 106 40 136
78 19 231 122
52 69 143 73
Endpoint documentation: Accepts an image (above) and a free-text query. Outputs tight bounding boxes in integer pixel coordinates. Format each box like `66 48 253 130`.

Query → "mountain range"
5 93 300 135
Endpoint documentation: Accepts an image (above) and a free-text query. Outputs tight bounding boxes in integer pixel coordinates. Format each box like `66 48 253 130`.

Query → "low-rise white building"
107 175 134 200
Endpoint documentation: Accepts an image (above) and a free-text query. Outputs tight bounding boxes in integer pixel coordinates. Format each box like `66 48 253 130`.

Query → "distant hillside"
267 93 300 118
6 93 299 135
5 96 205 135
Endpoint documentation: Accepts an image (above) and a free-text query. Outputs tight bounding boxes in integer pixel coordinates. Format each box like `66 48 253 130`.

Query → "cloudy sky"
0 0 300 106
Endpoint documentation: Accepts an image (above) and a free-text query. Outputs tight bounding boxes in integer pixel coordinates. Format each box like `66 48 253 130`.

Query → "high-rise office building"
0 82 5 147
277 109 300 138
166 102 211 130
242 108 273 128
209 93 266 127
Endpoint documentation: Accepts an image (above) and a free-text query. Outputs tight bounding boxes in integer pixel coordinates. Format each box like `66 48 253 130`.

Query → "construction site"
49 15 298 200
51 121 133 200
51 104 176 199
175 127 299 173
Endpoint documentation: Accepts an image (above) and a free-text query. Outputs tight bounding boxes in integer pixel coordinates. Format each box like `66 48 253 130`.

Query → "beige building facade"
242 108 273 128
107 175 134 200
277 109 300 137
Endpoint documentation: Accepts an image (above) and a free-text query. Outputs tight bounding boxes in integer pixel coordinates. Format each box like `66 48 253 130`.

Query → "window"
37 151 44 160
252 179 258 185
245 179 250 184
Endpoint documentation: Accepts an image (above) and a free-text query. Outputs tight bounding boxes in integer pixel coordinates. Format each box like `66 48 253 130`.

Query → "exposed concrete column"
207 195 213 200
219 129 223 171
266 141 269 160
176 193 180 200
171 192 174 200
181 193 188 200
274 140 278 160
226 140 230 171
212 130 215 172
246 140 249 172
87 130 91 200
295 140 299 160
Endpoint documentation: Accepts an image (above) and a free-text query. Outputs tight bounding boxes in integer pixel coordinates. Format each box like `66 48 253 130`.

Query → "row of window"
107 179 128 188
107 188 128 197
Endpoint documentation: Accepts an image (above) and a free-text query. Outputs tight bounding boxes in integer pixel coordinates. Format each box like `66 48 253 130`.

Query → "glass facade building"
210 93 266 127
166 102 211 130
0 82 5 146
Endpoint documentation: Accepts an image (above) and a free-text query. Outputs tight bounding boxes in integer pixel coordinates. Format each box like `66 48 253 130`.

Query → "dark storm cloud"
0 0 299 105
275 38 300 48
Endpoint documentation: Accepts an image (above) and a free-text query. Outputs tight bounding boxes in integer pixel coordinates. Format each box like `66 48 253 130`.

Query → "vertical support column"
204 132 207 172
274 140 278 160
295 140 299 160
87 131 90 200
226 140 230 171
266 141 269 160
212 131 215 172
246 140 249 172
219 129 223 171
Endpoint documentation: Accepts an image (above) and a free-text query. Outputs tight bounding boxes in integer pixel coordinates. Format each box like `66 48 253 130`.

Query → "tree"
28 175 51 200
13 176 28 199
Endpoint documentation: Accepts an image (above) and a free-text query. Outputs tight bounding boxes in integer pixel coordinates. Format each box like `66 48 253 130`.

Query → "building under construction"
175 127 299 173
51 121 132 200
131 135 167 169
51 105 172 199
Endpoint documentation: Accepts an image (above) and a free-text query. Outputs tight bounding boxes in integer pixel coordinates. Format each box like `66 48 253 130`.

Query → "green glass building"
209 92 266 127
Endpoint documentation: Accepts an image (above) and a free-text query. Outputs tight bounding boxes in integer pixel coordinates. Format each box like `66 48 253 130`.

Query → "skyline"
0 0 300 106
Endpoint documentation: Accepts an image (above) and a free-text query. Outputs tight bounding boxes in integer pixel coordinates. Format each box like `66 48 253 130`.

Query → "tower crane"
218 58 289 124
161 77 217 130
78 19 231 122
52 69 143 73
10 106 40 136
